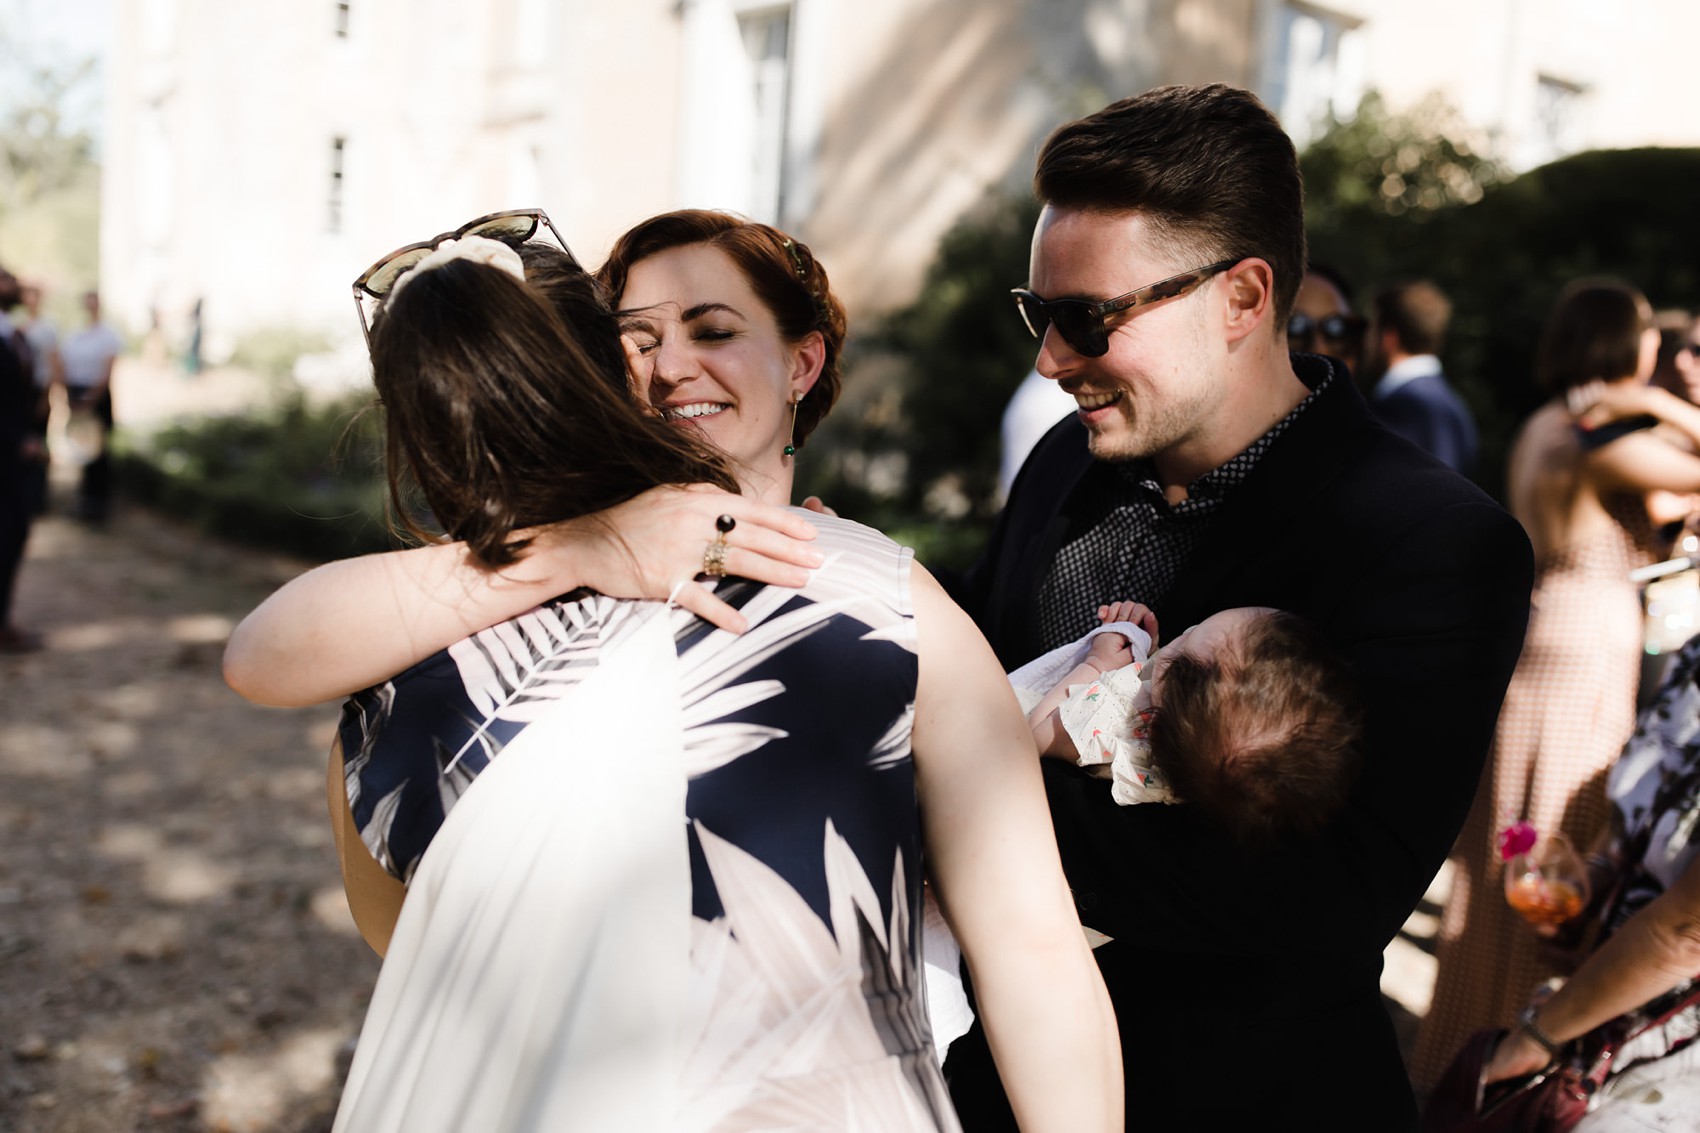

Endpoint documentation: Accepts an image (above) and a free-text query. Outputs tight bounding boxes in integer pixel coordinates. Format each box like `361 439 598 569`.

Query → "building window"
328 136 346 233
676 0 796 224
335 2 350 38
1260 0 1365 148
737 3 793 224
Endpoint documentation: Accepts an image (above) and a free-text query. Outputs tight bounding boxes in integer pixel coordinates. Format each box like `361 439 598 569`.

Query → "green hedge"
116 392 398 561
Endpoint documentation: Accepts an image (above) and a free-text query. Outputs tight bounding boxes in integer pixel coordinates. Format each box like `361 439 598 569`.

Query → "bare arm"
1027 601 1153 758
910 565 1121 1132
224 485 822 706
1028 642 1133 759
1484 849 1700 1083
1575 382 1700 493
1027 655 1114 759
88 347 117 400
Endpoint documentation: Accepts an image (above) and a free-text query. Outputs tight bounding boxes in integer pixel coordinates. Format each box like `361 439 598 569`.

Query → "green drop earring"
784 396 799 457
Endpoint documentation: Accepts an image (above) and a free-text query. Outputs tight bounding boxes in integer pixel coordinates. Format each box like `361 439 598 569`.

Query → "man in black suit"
942 85 1532 1130
1367 280 1480 476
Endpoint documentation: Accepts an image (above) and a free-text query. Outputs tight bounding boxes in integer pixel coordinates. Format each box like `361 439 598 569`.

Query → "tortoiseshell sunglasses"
351 208 576 344
1011 258 1240 357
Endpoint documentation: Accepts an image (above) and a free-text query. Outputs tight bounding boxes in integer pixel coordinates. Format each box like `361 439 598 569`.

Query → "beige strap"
327 736 407 957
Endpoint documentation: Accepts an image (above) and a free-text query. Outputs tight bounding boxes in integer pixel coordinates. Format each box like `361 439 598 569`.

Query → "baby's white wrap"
1008 621 1176 807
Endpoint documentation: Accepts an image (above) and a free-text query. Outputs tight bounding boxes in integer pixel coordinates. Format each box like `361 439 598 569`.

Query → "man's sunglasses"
1287 311 1366 346
351 208 576 343
1011 259 1240 358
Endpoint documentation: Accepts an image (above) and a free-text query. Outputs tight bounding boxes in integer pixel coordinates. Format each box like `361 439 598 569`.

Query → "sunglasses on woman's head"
350 208 577 343
1011 259 1240 358
1287 311 1366 346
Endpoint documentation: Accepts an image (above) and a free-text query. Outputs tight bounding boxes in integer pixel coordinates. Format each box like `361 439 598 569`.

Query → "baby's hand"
1086 631 1134 672
1097 601 1159 649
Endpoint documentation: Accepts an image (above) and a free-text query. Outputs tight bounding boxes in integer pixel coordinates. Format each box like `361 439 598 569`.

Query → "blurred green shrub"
115 390 397 560
800 190 1042 570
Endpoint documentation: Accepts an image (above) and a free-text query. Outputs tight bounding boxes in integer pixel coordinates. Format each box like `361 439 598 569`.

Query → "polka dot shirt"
1034 358 1332 650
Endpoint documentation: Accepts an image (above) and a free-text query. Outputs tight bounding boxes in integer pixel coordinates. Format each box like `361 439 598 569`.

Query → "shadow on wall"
807 0 1255 315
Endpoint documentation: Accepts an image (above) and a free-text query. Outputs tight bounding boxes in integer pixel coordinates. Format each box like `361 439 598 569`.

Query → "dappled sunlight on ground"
95 823 240 904
199 1024 351 1133
310 885 362 938
1 495 379 1128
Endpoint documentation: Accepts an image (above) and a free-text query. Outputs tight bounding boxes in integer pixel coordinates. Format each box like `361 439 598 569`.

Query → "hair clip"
782 237 808 280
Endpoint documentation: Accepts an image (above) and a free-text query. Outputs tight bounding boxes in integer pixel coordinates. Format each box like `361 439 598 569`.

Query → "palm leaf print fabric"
335 514 958 1130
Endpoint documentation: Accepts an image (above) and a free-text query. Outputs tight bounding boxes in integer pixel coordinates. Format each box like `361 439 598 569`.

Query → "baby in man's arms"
1015 602 1365 846
921 601 1368 1061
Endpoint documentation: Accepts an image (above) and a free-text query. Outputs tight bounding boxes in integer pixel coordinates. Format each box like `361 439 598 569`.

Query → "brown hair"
1149 610 1364 846
1534 279 1654 395
369 242 737 569
1373 280 1452 356
1034 84 1307 322
596 210 846 450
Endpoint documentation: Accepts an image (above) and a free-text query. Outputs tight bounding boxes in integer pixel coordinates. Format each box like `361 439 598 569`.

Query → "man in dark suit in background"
942 85 1532 1130
1367 280 1480 477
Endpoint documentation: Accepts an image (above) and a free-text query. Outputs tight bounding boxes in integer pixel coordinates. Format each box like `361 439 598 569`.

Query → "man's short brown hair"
1373 280 1452 357
1149 610 1364 845
1034 84 1307 322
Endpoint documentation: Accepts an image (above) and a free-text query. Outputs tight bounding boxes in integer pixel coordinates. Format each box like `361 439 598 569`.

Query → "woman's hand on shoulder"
547 484 823 633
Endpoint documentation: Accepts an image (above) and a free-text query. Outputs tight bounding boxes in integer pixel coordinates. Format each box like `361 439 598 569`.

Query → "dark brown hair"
596 210 846 450
1149 610 1364 846
1534 279 1653 395
1034 84 1307 322
369 242 737 569
1373 280 1452 356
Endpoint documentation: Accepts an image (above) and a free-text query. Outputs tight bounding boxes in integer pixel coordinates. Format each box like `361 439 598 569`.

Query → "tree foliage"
0 42 97 218
1301 91 1506 291
0 32 101 308
800 190 1042 568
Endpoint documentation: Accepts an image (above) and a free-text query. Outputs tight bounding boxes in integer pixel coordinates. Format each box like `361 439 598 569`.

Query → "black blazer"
944 358 1533 1130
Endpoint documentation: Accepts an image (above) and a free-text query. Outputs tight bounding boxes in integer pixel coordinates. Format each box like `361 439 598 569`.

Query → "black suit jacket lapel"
984 417 1096 664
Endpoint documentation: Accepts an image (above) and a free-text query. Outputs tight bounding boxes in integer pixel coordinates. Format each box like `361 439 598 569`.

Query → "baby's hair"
1149 610 1363 845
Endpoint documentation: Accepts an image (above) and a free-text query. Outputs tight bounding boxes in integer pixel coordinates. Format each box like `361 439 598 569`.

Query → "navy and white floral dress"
330 514 958 1133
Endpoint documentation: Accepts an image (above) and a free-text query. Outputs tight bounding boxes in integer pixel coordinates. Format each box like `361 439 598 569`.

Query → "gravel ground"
1 485 380 1133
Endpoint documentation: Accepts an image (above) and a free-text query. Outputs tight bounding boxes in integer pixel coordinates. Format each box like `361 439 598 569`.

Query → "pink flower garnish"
1497 821 1538 861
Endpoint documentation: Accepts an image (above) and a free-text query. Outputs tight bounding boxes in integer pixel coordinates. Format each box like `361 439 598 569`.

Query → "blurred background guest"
1475 629 1700 1128
1414 279 1700 1086
59 289 122 522
1365 280 1479 477
1288 261 1366 377
0 265 44 652
16 280 61 516
1651 308 1700 404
